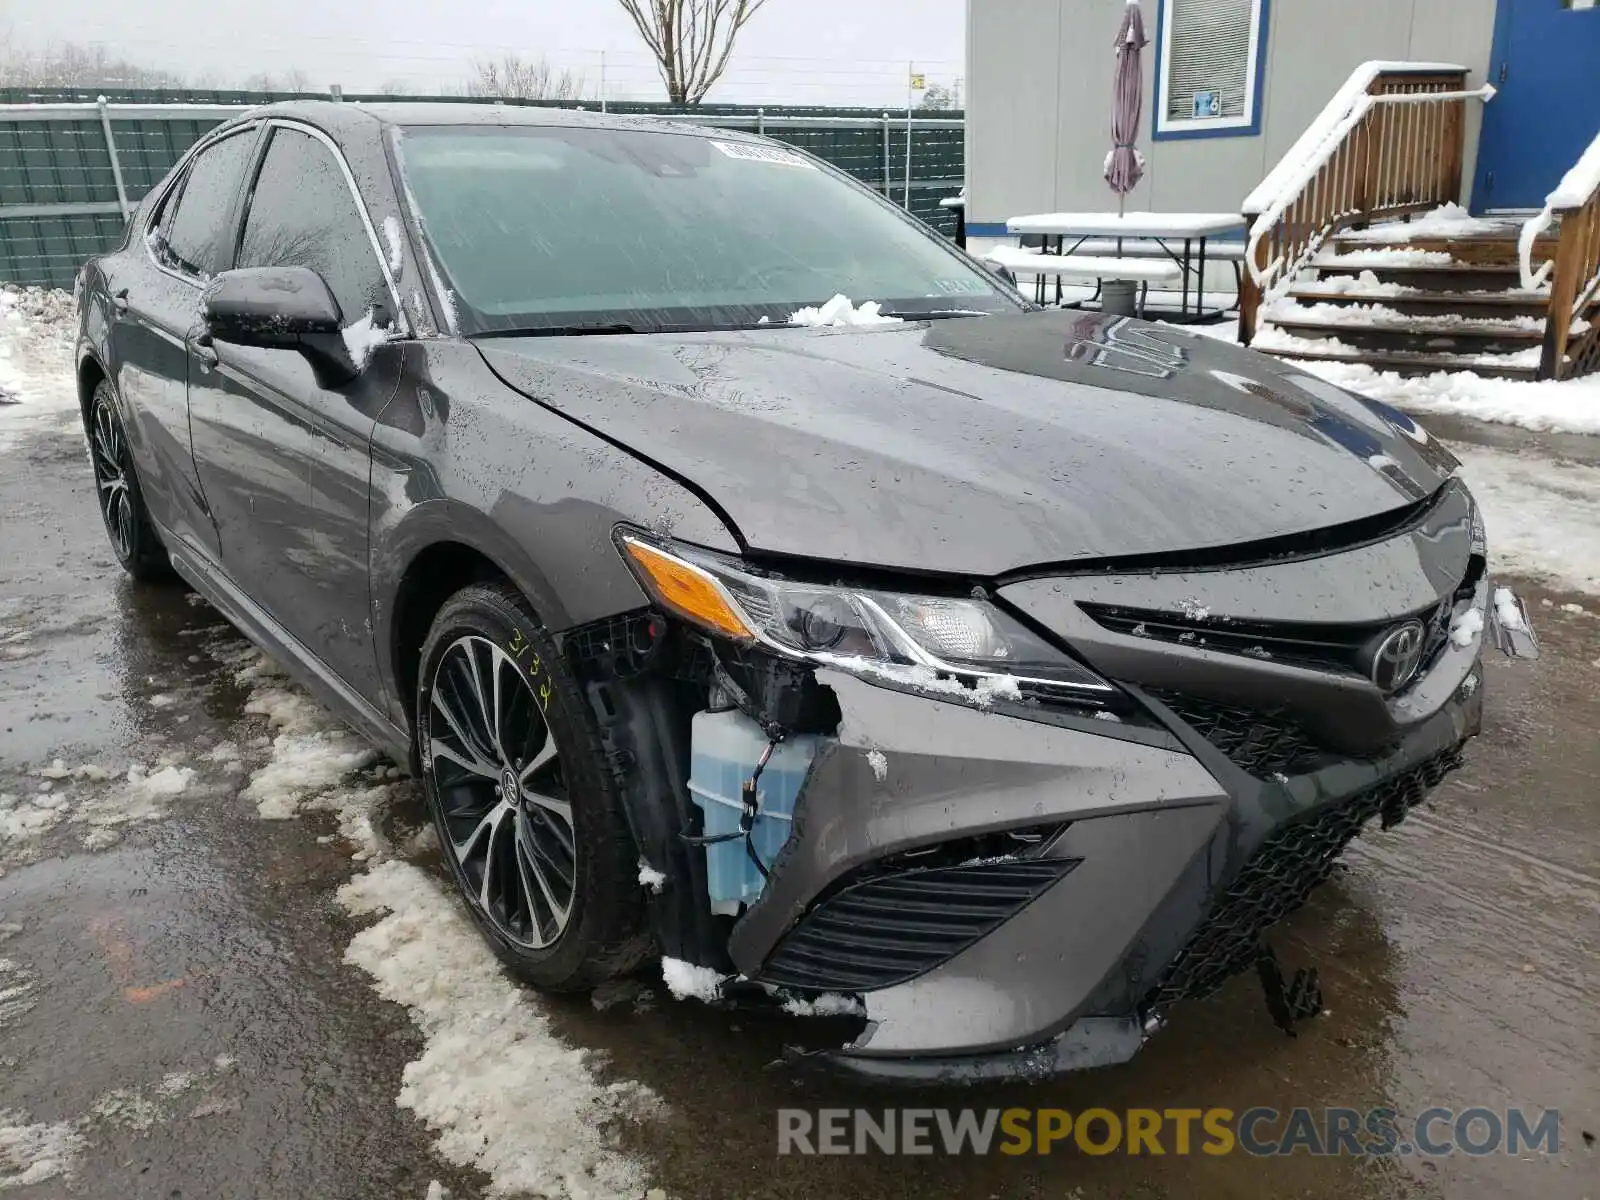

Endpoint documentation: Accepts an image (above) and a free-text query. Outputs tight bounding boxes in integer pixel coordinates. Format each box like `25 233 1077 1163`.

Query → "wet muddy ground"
2 412 1596 1200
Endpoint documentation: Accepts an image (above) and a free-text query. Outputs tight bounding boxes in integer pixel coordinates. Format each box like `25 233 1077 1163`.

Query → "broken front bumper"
728 573 1534 1084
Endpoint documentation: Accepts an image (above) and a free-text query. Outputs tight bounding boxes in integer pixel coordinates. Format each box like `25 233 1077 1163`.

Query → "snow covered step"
1309 253 1524 293
1284 285 1551 321
1253 327 1541 380
1264 304 1548 358
1328 231 1557 269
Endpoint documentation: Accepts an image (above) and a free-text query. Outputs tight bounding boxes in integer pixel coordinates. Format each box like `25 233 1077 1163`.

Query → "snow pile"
780 991 864 1018
1312 247 1455 269
340 862 661 1198
0 286 78 450
1493 587 1528 633
1453 446 1600 596
1448 608 1484 648
1254 325 1543 370
661 957 727 1003
340 311 394 371
637 859 667 893
235 653 381 823
382 215 405 276
865 749 888 782
1289 358 1600 436
788 295 903 328
1547 131 1600 210
1295 269 1407 297
0 791 67 846
1337 203 1511 243
1265 299 1550 334
125 763 195 798
0 1111 84 1191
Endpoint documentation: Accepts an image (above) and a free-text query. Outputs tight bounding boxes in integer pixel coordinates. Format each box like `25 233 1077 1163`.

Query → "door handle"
111 287 130 316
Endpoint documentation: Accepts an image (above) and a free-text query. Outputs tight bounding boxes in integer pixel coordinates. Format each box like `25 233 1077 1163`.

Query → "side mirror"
201 266 360 387
201 265 342 344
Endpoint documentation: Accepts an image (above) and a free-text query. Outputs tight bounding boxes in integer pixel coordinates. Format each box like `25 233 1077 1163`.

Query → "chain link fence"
0 88 965 289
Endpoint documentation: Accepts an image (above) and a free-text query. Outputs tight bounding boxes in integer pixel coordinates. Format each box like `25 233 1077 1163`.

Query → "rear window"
395 124 1016 334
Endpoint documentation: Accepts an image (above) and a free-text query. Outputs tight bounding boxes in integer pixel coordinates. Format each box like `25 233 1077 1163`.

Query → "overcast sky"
4 0 966 105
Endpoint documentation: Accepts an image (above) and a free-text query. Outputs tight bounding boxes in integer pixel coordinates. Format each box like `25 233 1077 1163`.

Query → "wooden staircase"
1237 61 1600 383
1251 223 1574 380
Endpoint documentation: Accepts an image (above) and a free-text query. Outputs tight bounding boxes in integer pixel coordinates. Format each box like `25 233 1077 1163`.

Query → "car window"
157 131 256 278
236 126 388 326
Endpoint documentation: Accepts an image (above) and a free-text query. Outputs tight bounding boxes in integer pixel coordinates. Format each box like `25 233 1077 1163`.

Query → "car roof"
245 99 757 144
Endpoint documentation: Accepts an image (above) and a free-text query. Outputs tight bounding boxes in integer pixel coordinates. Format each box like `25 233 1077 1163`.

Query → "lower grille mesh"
758 859 1077 992
1150 690 1338 777
1143 746 1465 1016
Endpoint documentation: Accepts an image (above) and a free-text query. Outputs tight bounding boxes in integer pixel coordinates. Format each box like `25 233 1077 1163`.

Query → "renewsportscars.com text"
776 1107 1562 1158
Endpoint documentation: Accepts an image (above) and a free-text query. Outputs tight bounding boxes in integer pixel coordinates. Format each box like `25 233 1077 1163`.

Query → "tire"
86 378 172 581
416 582 649 991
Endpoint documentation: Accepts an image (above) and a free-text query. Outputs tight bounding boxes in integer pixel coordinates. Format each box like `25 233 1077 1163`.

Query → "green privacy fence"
0 88 965 289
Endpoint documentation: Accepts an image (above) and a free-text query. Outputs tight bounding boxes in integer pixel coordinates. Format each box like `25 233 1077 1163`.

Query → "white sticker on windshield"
711 140 817 169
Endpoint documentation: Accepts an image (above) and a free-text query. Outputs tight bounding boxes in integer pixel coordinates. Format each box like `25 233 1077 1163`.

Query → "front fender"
367 340 743 729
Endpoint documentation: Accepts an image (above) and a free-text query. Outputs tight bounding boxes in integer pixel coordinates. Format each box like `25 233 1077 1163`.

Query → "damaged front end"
557 519 1535 1085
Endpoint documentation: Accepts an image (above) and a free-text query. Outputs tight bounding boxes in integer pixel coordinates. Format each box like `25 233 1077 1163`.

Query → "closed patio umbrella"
1106 0 1148 216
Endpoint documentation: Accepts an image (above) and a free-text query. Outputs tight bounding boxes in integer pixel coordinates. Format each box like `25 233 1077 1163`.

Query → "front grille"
1084 561 1479 688
1149 689 1337 777
1087 607 1372 675
1142 746 1464 1017
758 859 1077 992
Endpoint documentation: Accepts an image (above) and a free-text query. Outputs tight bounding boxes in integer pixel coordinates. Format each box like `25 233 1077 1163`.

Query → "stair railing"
1238 63 1495 344
1520 132 1600 380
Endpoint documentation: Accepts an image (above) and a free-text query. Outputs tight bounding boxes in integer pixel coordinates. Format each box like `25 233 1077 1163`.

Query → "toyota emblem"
1370 620 1427 693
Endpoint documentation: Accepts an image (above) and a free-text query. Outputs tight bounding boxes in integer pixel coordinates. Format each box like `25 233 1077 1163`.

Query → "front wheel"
87 379 171 581
416 583 648 991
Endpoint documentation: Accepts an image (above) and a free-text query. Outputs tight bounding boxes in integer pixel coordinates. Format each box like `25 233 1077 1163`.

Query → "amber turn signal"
620 537 755 642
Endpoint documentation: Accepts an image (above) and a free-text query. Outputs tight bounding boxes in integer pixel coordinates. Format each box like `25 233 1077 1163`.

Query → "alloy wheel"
90 397 134 561
426 635 577 949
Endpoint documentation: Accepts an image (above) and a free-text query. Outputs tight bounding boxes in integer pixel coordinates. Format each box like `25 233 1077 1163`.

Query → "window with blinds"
1160 0 1263 131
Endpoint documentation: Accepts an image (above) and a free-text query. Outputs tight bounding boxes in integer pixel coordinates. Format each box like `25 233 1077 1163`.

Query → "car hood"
478 310 1459 577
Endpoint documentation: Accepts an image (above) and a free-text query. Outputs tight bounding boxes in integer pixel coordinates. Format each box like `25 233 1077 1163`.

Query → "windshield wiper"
875 308 992 321
471 323 644 338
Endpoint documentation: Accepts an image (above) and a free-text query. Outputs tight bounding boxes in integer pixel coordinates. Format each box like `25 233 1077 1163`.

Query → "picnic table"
1004 211 1245 321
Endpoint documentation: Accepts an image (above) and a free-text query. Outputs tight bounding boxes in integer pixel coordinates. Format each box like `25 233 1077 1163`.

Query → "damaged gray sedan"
73 101 1538 1083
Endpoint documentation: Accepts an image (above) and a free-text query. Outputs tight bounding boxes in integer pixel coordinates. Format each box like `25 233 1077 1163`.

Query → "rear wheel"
416 583 648 990
87 379 171 581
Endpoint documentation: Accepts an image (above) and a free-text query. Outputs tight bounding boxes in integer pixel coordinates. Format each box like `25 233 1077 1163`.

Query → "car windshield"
394 124 1019 335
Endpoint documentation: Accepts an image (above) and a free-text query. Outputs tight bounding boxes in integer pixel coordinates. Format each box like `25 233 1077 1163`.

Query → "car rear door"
105 125 259 560
187 120 406 705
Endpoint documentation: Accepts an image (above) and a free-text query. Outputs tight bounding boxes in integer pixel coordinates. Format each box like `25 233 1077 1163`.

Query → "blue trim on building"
1152 0 1271 142
965 222 1013 238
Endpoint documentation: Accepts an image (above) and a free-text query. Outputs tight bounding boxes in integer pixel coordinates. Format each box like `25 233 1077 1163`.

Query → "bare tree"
613 0 769 105
466 54 584 101
0 36 185 88
242 67 315 92
918 82 956 111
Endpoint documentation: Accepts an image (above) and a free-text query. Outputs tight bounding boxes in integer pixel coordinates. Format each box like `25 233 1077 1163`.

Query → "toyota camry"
73 101 1537 1082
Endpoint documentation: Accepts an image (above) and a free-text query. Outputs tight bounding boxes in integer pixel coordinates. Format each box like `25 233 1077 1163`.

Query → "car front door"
105 125 259 560
188 121 406 705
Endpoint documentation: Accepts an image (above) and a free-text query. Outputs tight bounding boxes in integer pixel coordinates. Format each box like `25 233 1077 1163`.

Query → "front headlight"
619 534 1113 704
